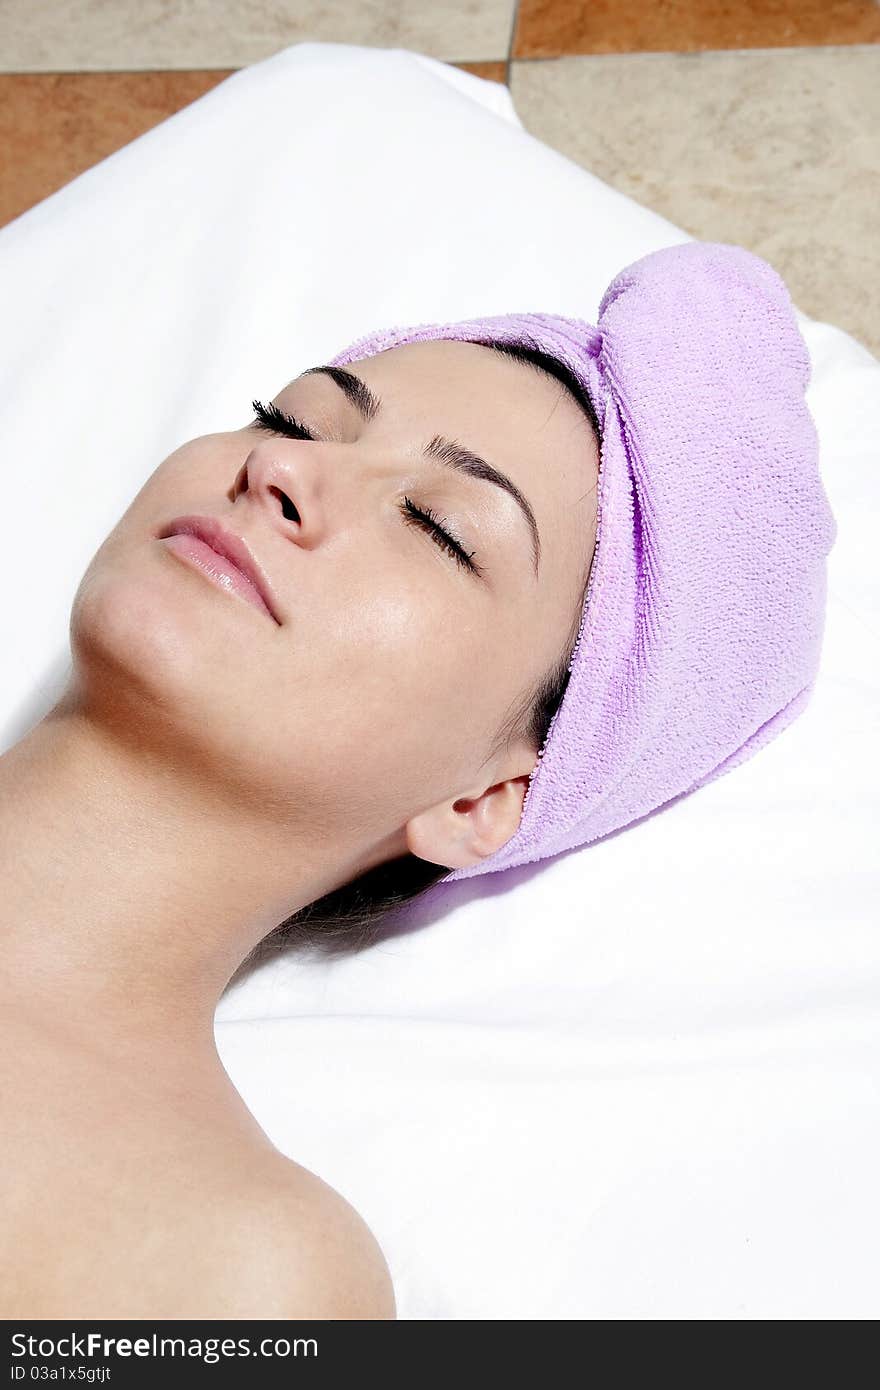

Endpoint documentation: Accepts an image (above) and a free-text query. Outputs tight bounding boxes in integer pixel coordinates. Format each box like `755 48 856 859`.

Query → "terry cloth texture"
326 240 839 882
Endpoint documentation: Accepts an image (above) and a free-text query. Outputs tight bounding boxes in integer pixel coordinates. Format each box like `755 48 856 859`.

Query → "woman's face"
70 339 599 873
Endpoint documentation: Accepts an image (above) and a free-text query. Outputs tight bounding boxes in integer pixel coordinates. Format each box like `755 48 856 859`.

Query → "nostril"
231 464 249 500
273 487 300 523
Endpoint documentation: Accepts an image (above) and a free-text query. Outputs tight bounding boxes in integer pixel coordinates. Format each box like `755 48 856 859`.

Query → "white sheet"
1 41 878 1319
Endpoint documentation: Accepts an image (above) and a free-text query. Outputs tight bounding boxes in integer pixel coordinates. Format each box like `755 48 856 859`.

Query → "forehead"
319 337 598 523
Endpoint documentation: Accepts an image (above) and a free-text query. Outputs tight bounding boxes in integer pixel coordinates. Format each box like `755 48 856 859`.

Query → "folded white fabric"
1 42 878 1319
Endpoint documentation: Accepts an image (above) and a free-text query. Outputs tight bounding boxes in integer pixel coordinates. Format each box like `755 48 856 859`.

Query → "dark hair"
237 340 601 970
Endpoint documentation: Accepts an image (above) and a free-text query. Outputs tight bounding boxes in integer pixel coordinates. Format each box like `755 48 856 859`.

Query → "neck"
0 690 380 1074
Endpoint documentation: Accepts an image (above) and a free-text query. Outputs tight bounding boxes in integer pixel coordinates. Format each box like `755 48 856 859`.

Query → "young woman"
3 237 834 1320
0 334 601 1319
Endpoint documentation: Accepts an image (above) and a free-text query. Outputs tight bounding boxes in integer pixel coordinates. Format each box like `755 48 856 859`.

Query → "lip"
156 515 282 624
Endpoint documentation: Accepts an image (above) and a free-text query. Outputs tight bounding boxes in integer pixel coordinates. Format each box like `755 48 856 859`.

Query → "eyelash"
250 398 482 576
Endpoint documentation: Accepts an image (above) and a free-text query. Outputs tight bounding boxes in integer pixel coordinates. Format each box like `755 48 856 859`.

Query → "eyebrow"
301 364 542 577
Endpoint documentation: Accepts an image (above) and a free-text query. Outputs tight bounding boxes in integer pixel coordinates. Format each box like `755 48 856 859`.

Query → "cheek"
282 578 450 736
269 573 499 804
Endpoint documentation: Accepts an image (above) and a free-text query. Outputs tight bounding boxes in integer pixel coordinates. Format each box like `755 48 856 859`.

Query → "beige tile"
0 0 516 71
510 46 880 355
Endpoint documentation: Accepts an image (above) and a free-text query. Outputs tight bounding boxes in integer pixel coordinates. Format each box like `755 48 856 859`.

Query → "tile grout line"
3 38 876 80
506 0 523 83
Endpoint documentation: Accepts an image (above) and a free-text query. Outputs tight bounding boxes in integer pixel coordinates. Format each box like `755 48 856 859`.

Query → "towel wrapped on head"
326 240 838 882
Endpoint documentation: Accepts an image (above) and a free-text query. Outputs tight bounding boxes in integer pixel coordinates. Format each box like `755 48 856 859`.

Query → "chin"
68 548 215 726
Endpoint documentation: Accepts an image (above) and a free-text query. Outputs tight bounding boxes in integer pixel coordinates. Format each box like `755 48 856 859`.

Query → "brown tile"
0 70 235 228
0 62 512 230
453 60 509 83
514 0 880 59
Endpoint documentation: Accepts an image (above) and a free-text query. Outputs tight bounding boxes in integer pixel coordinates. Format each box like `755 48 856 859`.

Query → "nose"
233 438 326 551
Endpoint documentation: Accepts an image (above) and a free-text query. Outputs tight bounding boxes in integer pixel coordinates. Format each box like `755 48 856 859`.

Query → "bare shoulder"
217 1159 397 1321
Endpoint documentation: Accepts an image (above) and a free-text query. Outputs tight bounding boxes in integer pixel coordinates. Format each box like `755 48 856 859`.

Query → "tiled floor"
2 1 878 353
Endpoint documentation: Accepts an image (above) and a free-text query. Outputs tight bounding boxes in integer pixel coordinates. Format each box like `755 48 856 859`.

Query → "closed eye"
251 399 314 440
399 497 482 576
250 398 484 577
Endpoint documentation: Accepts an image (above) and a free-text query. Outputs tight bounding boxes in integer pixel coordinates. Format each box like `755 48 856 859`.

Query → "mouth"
155 515 282 625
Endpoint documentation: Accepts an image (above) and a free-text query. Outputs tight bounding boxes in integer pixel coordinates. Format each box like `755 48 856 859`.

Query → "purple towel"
327 241 838 882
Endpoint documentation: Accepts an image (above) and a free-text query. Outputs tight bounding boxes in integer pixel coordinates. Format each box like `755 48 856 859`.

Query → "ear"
403 769 533 871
